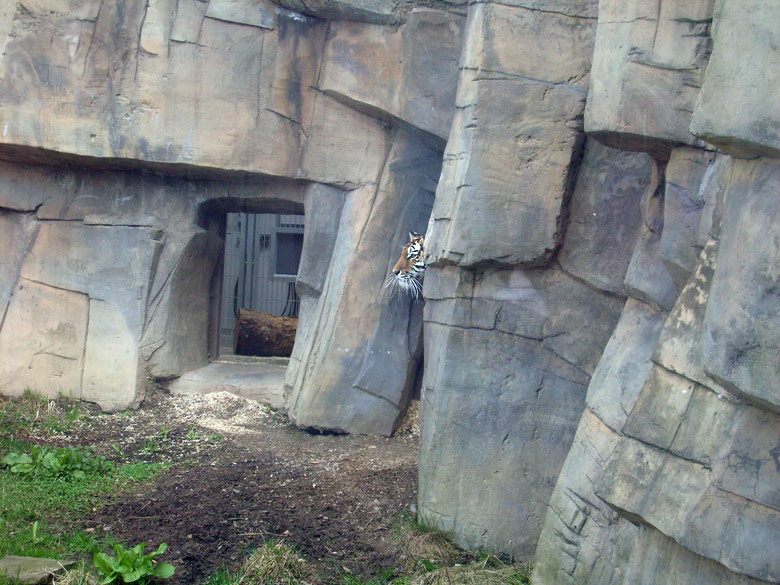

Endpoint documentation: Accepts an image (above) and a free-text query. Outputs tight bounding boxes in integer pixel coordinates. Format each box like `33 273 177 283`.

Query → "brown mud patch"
41 389 420 584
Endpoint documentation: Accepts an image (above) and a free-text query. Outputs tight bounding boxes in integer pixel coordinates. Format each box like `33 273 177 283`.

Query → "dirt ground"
42 387 421 585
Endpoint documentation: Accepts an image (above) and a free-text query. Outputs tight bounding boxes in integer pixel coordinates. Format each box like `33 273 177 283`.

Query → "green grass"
202 569 238 585
0 459 166 559
0 393 167 565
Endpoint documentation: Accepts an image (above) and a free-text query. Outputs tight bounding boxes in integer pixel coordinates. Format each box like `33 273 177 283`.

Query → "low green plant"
202 569 238 585
0 460 165 559
185 427 203 441
2 445 111 479
139 437 161 457
93 542 175 584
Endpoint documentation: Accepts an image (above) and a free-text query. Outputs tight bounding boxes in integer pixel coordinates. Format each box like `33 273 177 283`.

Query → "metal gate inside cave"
219 212 304 354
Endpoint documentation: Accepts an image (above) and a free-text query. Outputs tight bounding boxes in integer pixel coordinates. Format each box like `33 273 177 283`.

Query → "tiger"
386 232 426 299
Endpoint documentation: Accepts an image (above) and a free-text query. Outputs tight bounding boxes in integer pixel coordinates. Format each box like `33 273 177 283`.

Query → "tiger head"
386 232 426 299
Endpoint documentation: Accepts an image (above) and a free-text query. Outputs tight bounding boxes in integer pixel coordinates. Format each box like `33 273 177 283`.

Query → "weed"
185 427 204 441
139 437 160 457
67 405 83 424
394 515 459 573
406 555 532 585
93 542 175 584
341 568 402 585
2 445 111 479
111 444 127 459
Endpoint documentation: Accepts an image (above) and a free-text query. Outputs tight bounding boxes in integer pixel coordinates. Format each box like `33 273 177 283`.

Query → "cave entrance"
217 212 305 357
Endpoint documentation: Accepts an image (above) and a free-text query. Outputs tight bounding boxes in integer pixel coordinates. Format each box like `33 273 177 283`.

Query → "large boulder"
691 0 780 158
558 140 652 295
319 9 465 141
585 0 714 158
700 157 780 412
419 264 622 557
425 1 597 268
286 128 440 435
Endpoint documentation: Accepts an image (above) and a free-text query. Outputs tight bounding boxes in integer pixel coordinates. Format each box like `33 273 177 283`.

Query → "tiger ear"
409 231 419 241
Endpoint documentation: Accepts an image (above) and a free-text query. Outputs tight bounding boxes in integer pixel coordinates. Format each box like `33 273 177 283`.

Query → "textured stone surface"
319 9 464 140
622 365 697 450
660 148 727 289
141 228 223 378
419 265 622 558
653 237 722 389
425 0 596 268
596 437 780 583
691 0 780 157
0 279 89 399
558 140 652 295
699 158 780 412
623 163 679 312
0 211 38 322
295 184 346 297
585 0 713 157
287 128 439 435
270 0 400 25
0 555 74 585
585 298 665 432
533 410 636 585
622 526 768 585
0 0 454 186
426 75 586 267
532 298 663 585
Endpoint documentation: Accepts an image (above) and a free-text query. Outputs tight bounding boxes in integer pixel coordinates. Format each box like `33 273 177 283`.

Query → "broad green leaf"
149 543 168 558
2 452 31 466
117 562 134 574
130 542 146 558
11 463 33 474
94 552 118 575
122 569 143 583
154 563 175 579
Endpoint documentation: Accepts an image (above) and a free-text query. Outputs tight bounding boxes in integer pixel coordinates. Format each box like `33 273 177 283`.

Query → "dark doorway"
218 212 305 356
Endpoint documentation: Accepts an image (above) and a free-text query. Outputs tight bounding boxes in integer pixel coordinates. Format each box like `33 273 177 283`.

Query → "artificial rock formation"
1 1 780 583
531 2 780 585
0 0 461 422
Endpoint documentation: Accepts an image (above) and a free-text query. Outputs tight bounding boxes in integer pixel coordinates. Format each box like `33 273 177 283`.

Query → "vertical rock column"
286 128 441 436
417 0 627 558
534 1 780 584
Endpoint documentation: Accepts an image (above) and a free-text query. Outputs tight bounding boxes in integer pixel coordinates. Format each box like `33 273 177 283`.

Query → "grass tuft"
237 540 314 585
395 516 459 573
52 563 101 585
407 555 531 585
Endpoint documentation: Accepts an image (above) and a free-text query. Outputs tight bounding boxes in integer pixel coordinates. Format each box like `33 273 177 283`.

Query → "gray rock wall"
286 128 440 435
0 0 459 427
1 1 779 583
532 2 780 584
416 0 684 558
0 161 305 410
